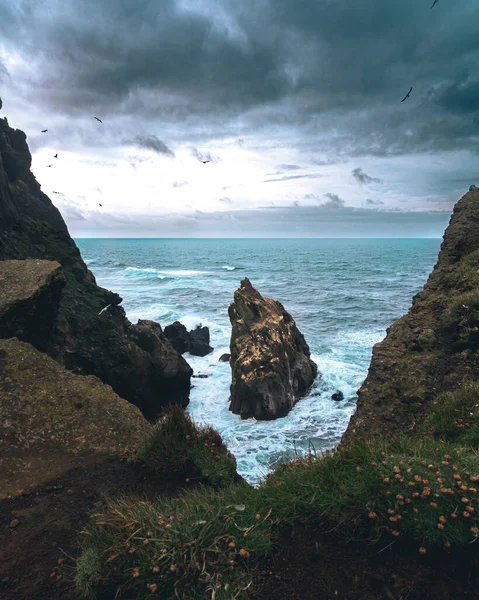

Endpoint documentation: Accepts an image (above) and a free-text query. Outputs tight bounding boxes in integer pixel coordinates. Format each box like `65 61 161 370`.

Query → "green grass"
132 404 237 488
76 392 479 598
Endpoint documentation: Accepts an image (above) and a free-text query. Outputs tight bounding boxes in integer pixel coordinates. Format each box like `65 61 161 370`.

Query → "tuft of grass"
75 547 102 597
444 290 479 351
423 383 479 447
132 404 237 487
75 483 272 599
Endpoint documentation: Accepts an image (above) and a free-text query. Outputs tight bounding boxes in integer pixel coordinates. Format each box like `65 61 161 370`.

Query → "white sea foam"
222 265 236 271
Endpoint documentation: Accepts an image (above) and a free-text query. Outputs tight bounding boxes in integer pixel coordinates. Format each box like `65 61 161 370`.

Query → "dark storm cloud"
263 174 320 183
130 135 175 157
1 0 478 159
352 168 383 185
366 198 385 206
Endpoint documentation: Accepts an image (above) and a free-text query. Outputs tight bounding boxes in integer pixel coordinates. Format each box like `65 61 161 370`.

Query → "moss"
417 329 436 350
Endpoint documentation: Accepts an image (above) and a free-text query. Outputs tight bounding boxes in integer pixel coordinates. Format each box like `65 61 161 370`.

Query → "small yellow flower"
132 567 140 578
255 513 261 520
439 516 447 524
228 541 236 549
429 502 438 509
170 564 177 572
418 547 427 555
368 512 377 519
437 523 445 530
470 527 479 536
152 566 160 574
450 513 458 519
463 511 471 518
387 508 395 515
239 548 250 558
466 505 474 513
148 583 158 593
383 477 390 483
392 530 400 537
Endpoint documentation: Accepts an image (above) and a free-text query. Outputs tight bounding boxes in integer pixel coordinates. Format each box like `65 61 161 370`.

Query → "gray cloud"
129 135 174 157
264 173 320 183
322 193 345 210
366 198 385 205
219 196 232 204
352 167 383 185
191 148 219 163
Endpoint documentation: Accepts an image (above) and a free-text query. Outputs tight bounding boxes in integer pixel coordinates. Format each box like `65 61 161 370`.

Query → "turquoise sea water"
77 238 441 483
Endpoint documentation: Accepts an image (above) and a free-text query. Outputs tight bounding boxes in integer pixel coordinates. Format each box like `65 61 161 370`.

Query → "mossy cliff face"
229 278 318 419
0 337 152 496
343 185 479 444
0 115 192 419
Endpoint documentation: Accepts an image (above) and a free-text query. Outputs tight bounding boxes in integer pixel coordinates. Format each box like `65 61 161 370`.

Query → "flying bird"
200 160 210 164
98 304 111 316
54 153 58 158
46 164 53 167
94 117 103 123
53 191 60 194
99 203 103 207
41 129 48 133
431 0 440 8
401 87 413 102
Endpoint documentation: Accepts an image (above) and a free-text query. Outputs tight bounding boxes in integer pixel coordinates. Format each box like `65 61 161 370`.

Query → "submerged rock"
228 278 318 420
219 353 231 362
332 391 344 402
0 113 191 419
0 338 152 496
164 321 214 357
343 186 479 444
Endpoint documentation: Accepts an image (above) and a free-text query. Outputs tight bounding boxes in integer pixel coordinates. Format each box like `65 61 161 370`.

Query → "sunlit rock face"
228 278 318 420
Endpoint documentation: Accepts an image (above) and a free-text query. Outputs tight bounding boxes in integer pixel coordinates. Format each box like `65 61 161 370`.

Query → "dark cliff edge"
343 185 479 444
0 115 192 419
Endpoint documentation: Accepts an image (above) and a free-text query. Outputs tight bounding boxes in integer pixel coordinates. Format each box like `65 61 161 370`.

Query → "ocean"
77 238 441 484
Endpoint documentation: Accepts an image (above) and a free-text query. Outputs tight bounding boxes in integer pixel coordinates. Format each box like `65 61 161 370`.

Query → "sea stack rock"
0 111 192 420
228 278 318 420
342 186 479 444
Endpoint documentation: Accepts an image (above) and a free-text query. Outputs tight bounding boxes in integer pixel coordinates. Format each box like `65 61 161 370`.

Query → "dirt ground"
256 524 478 600
0 457 180 600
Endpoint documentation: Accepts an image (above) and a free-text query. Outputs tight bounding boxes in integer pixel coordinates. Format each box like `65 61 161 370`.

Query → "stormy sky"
0 0 478 237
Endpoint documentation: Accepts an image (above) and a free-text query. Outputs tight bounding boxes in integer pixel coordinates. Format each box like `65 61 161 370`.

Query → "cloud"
263 173 320 183
352 167 383 185
219 196 232 204
172 180 189 188
129 135 174 157
191 147 220 163
366 198 385 205
321 193 345 210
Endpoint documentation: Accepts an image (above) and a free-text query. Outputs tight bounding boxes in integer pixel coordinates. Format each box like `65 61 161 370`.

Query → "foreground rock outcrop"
164 321 213 356
228 278 318 419
0 337 152 497
0 260 64 350
343 185 479 444
0 114 192 419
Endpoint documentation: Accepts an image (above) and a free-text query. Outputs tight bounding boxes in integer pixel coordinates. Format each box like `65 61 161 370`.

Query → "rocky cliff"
0 115 192 419
343 185 479 443
228 278 318 419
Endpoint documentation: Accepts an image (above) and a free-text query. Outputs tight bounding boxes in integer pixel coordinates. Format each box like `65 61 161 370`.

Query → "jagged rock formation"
0 337 152 496
164 321 213 356
228 278 318 420
0 259 64 350
0 114 192 419
343 186 479 444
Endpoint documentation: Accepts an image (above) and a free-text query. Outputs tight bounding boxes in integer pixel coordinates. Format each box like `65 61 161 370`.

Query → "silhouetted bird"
99 203 103 207
46 164 53 167
53 191 60 194
401 87 413 102
201 160 210 164
431 0 440 8
94 117 103 123
54 153 58 158
41 129 48 133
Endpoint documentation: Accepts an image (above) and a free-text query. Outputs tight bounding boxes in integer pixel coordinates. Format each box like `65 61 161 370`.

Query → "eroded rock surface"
0 338 152 496
228 278 318 420
164 321 213 356
0 114 191 419
0 259 64 351
343 186 479 444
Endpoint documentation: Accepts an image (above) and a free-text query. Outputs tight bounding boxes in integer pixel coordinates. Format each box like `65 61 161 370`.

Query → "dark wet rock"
0 114 192 419
0 337 152 496
219 353 231 362
0 260 65 351
343 186 479 444
331 391 344 402
164 321 189 354
192 374 209 379
164 321 214 357
228 278 318 420
188 325 213 357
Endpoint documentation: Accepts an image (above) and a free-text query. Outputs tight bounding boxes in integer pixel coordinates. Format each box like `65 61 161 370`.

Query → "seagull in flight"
98 304 111 316
401 87 413 102
431 0 440 8
41 129 48 133
54 153 58 158
53 191 60 194
46 164 53 167
200 160 210 164
99 203 103 207
94 116 103 123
